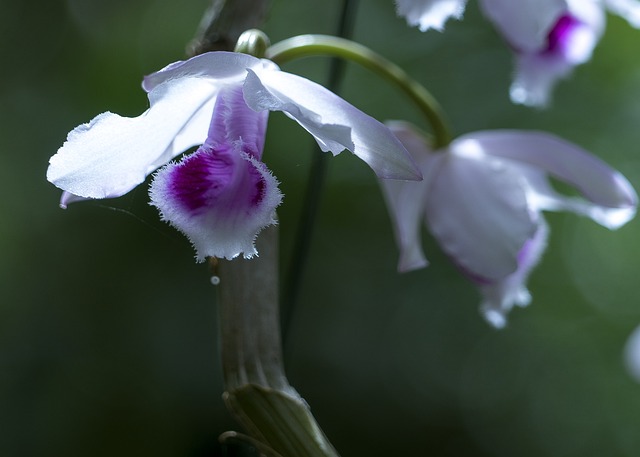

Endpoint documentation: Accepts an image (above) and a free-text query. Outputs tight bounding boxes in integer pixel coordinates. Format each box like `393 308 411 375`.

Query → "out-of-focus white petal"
506 1 604 106
479 0 567 51
460 130 638 228
514 165 635 230
380 122 436 272
243 68 422 180
561 1 605 60
479 220 548 328
425 139 538 281
509 52 578 107
395 0 467 31
604 0 640 27
624 324 640 382
47 77 219 199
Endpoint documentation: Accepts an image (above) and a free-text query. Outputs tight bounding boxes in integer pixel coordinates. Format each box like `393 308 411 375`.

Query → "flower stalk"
217 224 339 457
266 34 452 148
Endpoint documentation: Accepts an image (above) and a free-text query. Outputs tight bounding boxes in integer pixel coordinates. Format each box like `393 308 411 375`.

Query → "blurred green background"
2 0 640 456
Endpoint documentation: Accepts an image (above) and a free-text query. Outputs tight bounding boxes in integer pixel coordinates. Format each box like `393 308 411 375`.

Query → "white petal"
47 77 219 199
459 130 638 228
505 1 604 106
395 0 467 31
142 51 262 92
604 0 640 27
564 0 605 60
379 122 436 272
479 220 548 328
479 0 567 51
425 140 538 281
624 324 640 382
509 53 576 107
243 68 421 180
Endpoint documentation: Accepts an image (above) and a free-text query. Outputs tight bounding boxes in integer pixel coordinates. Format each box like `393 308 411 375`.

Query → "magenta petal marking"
168 143 265 215
149 141 281 261
545 14 582 55
170 143 267 220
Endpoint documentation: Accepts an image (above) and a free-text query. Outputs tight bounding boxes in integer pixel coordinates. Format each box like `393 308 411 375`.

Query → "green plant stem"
217 225 339 457
266 34 452 148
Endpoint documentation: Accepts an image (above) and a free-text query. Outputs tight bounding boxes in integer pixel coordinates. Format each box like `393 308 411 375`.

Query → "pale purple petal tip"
479 219 548 328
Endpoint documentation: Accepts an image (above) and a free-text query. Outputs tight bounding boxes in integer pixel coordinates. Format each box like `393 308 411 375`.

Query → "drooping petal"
424 139 538 281
47 77 219 199
149 87 279 261
509 52 578 107
149 143 281 261
379 122 436 272
243 68 422 180
395 0 467 31
479 220 548 328
604 0 640 27
478 0 567 52
458 130 637 229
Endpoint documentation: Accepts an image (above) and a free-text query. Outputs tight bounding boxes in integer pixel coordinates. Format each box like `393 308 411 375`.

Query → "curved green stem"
266 34 452 148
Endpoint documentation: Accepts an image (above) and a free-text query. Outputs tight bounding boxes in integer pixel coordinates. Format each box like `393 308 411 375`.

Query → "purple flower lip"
147 86 282 261
167 143 266 215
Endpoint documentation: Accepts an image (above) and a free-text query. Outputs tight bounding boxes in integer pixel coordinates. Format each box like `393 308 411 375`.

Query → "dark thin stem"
281 0 359 346
188 0 271 55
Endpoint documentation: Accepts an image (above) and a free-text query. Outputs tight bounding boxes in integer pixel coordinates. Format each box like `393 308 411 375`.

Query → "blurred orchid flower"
380 121 636 327
396 0 640 106
624 324 640 382
47 51 420 261
395 0 467 31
